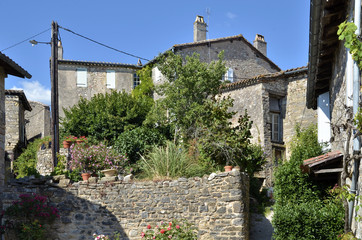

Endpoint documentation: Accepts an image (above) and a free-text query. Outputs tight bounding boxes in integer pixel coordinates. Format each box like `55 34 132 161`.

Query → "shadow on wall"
1 179 129 240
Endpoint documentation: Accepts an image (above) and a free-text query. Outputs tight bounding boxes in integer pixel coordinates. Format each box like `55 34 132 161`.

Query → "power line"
59 26 150 62
1 28 51 52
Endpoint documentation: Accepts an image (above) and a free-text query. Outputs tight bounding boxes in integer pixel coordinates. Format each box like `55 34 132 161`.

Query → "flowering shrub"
69 143 128 174
2 193 59 240
93 233 109 240
141 220 197 240
65 135 88 143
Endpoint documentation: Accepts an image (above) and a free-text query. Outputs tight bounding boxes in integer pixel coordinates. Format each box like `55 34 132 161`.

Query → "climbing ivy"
337 21 362 69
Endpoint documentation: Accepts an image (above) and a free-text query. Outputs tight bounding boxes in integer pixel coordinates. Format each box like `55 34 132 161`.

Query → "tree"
155 51 226 141
61 91 152 145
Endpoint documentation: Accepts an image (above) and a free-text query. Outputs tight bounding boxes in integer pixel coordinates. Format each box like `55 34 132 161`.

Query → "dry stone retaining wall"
1 170 249 240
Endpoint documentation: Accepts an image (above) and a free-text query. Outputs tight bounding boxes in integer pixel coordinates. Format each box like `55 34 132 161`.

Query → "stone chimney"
253 34 267 56
58 40 63 60
193 15 207 42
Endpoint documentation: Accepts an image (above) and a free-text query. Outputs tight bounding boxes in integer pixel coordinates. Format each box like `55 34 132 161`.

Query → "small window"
133 73 141 89
77 68 87 87
271 113 280 142
222 68 234 82
270 97 282 142
106 70 115 89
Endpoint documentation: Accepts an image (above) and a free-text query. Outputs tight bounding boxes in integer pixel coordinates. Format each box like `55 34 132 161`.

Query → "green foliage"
113 127 166 164
338 21 362 69
14 137 51 178
354 107 362 133
156 51 226 140
273 200 344 240
273 124 343 239
132 65 154 99
142 219 197 240
61 91 152 145
139 141 193 179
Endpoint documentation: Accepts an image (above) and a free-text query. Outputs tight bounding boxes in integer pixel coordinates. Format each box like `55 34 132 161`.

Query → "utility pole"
50 21 59 168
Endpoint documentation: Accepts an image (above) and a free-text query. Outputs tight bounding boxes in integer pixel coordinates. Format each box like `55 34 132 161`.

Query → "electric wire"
59 26 150 62
1 28 51 52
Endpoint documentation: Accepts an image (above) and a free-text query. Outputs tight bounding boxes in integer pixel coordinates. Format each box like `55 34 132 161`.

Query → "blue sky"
0 1 310 105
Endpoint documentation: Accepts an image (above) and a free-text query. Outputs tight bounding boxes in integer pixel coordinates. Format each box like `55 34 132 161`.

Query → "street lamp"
29 21 59 168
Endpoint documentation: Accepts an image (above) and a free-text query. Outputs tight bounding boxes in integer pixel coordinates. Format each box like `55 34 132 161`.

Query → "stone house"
5 90 32 179
57 42 143 118
306 0 362 236
150 15 317 184
25 100 51 141
0 51 31 187
222 66 316 183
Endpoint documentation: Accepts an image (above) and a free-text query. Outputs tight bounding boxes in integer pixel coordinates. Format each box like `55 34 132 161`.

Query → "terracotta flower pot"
224 166 233 172
101 169 118 177
62 140 71 149
81 173 91 181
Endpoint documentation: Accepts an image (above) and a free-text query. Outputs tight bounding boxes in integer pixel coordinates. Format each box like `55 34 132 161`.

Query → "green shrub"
114 127 166 164
14 137 51 178
139 141 193 179
272 124 343 239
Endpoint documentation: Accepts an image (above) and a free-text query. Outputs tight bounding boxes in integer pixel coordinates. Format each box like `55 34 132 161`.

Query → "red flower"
160 229 165 234
169 222 172 226
147 225 152 229
176 225 180 229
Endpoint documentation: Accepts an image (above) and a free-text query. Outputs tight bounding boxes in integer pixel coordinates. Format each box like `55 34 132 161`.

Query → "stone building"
5 90 32 180
222 66 316 183
0 52 31 187
57 42 142 118
306 0 362 236
25 100 51 141
150 15 317 184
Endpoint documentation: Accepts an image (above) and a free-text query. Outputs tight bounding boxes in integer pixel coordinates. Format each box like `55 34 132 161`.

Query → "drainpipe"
349 0 361 229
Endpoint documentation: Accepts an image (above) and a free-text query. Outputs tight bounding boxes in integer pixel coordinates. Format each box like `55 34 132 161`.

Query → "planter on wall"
81 173 91 181
224 166 233 172
101 169 118 177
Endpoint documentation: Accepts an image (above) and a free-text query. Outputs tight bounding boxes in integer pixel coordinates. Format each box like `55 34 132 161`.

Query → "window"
133 73 140 89
106 70 115 89
222 68 234 82
270 97 282 142
154 67 162 82
76 68 87 87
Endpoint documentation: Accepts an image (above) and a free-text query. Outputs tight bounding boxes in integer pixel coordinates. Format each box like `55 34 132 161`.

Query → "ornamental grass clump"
141 220 197 240
69 143 128 174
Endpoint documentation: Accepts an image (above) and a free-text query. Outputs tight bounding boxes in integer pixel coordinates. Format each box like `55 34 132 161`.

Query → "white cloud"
226 12 237 19
11 80 51 105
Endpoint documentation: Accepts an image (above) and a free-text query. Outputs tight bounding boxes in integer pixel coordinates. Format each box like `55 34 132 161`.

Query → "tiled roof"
58 59 142 69
222 66 308 92
301 150 343 174
0 52 31 79
5 89 32 111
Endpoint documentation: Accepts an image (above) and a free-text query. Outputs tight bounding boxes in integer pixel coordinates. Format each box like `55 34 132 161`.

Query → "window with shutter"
76 68 87 87
106 70 115 89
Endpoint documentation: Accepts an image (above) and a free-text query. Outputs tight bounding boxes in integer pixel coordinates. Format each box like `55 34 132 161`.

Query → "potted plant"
62 135 77 148
69 143 128 180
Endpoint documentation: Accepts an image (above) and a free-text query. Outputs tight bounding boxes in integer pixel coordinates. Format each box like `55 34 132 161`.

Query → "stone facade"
25 101 51 141
2 171 249 240
58 60 142 119
0 68 5 188
4 90 32 182
222 68 317 184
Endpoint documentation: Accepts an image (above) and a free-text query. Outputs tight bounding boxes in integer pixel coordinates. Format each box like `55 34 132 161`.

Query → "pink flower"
167 227 171 231
160 229 165 234
141 232 145 238
168 236 172 239
176 225 180 229
169 222 172 226
147 225 151 229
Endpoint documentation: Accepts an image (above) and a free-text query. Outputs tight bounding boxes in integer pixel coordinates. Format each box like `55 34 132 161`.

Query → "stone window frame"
269 92 285 144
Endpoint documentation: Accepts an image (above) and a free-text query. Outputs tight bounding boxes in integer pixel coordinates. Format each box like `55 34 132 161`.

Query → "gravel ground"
249 211 274 240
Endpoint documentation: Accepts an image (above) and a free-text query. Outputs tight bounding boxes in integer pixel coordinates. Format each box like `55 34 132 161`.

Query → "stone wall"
25 101 51 141
5 95 22 152
1 171 249 240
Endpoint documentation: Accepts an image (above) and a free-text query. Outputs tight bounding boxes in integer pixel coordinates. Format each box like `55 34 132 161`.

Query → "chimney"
58 40 63 60
253 34 267 56
193 15 207 42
